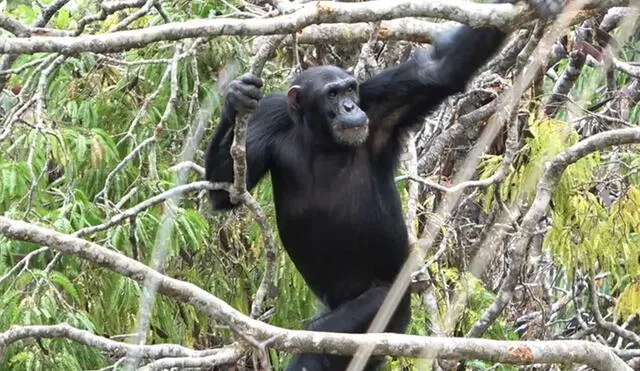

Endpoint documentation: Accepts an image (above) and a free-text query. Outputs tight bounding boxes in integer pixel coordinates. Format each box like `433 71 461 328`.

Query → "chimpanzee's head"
287 66 369 146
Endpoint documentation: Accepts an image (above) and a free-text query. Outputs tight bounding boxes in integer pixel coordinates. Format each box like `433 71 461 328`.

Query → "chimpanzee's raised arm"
359 0 565 145
358 24 507 137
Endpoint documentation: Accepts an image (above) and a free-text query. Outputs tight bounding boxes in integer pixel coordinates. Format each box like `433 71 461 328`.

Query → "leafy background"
0 0 639 370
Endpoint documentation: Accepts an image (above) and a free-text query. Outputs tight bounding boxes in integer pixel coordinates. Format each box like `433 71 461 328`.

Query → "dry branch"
227 34 284 320
290 18 451 45
544 49 587 117
137 345 245 370
0 323 219 359
0 1 542 55
0 216 631 371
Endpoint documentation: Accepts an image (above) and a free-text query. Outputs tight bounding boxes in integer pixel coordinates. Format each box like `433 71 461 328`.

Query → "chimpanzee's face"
288 66 369 147
321 76 369 146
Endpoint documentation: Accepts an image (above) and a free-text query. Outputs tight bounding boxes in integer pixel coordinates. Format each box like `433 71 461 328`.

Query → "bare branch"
588 273 640 347
0 14 30 36
169 161 205 177
0 216 632 371
0 1 545 55
0 56 50 76
242 191 279 319
613 58 640 79
544 49 587 117
137 345 245 370
97 136 157 206
0 323 218 359
230 35 285 319
37 0 73 27
0 246 49 286
109 0 157 32
229 35 284 203
75 0 148 35
78 181 228 237
263 18 449 45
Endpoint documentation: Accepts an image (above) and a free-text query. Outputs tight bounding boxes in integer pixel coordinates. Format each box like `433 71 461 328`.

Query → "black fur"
206 22 513 370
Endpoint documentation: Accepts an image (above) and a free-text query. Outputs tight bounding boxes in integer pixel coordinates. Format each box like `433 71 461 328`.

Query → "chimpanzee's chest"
271 144 397 225
268 140 409 302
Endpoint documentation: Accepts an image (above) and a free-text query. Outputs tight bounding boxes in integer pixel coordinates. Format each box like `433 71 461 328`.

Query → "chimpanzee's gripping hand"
226 73 264 114
526 0 566 18
498 0 566 19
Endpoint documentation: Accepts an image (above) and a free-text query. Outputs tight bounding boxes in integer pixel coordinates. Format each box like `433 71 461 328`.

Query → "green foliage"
0 3 260 368
545 146 640 280
479 118 580 211
616 280 640 320
2 2 640 370
477 118 640 283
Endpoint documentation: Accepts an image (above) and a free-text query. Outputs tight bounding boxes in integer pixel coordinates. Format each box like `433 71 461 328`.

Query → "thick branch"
544 49 587 117
0 216 631 371
0 1 536 55
0 14 30 36
290 18 451 45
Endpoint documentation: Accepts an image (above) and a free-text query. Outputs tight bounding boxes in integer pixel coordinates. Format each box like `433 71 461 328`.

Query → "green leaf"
49 271 80 303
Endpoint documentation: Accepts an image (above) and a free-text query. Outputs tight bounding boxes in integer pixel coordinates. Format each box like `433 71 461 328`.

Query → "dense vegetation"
0 0 639 370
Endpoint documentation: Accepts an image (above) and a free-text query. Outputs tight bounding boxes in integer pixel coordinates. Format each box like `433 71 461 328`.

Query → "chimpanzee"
205 1 562 369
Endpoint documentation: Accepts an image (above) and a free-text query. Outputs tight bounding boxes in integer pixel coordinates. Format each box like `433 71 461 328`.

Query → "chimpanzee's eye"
328 90 337 98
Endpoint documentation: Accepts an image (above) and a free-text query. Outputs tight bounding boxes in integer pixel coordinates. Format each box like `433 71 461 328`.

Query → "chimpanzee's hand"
498 0 566 19
226 73 264 113
526 0 565 18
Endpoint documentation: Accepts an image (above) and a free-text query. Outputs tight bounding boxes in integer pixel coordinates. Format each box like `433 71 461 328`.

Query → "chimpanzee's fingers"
227 88 260 113
239 73 264 89
242 99 260 111
235 81 264 101
495 0 565 19
528 0 565 19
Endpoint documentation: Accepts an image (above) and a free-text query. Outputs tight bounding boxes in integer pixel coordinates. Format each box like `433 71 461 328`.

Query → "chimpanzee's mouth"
332 123 369 146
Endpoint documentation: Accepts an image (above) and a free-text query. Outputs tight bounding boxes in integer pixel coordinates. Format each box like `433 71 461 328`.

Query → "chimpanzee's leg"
285 286 411 371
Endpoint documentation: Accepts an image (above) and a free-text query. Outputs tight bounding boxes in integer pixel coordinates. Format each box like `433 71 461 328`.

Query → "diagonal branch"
0 323 221 359
0 216 632 371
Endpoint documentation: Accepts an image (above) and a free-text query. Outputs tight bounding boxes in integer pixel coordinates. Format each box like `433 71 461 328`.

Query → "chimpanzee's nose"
344 102 354 112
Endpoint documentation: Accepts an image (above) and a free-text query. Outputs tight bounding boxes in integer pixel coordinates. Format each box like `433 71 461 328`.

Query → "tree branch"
249 18 449 46
0 323 220 359
0 216 631 371
588 272 640 347
0 14 30 36
78 181 228 237
137 344 245 370
0 0 542 55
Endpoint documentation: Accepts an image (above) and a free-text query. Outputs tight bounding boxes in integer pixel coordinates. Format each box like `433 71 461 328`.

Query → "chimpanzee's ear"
287 85 301 111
